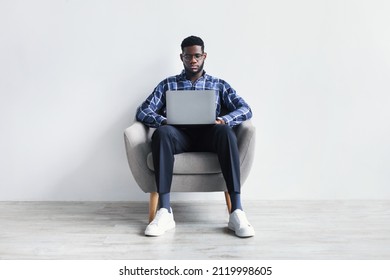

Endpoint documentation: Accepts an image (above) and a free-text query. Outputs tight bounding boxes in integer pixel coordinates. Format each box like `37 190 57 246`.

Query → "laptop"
166 90 216 125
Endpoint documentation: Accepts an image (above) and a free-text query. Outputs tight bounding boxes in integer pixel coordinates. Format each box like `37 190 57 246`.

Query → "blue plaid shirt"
136 70 252 127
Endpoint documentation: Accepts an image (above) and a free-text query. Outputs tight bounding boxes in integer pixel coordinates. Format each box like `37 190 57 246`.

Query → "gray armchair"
124 120 256 221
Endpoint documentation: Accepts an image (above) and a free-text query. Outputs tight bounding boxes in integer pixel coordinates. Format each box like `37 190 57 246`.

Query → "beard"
183 60 205 77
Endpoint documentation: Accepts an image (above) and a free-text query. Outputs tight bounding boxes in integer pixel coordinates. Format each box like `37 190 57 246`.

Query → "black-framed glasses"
182 53 205 62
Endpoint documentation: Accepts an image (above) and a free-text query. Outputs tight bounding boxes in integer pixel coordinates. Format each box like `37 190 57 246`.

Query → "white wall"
1 0 389 201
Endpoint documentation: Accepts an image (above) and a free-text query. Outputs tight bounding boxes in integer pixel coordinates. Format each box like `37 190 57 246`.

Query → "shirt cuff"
220 115 232 126
155 115 167 127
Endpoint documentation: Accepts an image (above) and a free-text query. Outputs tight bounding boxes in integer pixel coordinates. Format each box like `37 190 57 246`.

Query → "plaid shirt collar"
178 69 208 82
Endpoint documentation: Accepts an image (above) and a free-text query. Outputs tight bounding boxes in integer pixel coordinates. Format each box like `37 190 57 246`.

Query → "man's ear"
180 54 184 62
203 52 207 60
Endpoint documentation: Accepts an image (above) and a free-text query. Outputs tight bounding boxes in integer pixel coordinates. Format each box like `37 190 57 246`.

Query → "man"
136 35 255 238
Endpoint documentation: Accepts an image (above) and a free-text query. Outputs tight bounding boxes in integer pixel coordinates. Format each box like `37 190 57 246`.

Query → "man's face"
180 45 207 76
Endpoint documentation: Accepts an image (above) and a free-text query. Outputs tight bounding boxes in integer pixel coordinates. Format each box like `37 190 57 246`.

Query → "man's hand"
215 119 225 125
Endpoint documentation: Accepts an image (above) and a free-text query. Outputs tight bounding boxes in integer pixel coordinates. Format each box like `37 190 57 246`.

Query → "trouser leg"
151 125 191 194
210 125 242 211
198 125 241 193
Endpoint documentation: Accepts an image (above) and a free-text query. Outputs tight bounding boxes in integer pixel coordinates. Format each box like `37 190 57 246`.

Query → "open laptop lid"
166 90 216 125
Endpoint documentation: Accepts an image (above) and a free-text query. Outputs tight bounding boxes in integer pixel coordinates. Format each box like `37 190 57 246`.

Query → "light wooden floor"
0 200 389 260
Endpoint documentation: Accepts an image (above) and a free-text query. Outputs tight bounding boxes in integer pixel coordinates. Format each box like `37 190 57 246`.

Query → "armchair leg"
149 192 159 222
224 191 232 214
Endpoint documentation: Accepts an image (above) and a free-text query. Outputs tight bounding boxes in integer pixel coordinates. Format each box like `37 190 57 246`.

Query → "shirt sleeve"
136 82 167 128
219 83 253 127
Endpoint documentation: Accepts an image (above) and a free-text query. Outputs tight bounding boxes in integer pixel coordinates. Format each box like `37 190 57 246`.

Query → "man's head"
180 35 207 79
181 35 204 52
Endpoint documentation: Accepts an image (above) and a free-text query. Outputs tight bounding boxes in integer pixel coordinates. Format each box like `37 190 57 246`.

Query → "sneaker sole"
145 222 176 237
228 223 255 238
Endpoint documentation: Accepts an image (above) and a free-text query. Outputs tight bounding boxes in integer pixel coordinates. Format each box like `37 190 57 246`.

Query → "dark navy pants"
151 124 240 194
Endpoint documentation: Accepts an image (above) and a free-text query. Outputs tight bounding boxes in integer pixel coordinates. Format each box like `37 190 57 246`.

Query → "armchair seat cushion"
146 152 222 174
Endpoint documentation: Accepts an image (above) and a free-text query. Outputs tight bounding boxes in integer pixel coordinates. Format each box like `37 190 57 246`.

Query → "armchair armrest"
124 122 156 193
234 120 256 184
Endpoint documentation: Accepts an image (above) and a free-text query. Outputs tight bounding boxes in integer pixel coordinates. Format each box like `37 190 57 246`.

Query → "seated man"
136 35 255 238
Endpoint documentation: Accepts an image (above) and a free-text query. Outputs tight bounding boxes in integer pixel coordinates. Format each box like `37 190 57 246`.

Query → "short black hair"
181 35 204 52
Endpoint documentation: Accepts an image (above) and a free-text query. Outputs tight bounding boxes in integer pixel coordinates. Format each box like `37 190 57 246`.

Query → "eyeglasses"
182 53 205 62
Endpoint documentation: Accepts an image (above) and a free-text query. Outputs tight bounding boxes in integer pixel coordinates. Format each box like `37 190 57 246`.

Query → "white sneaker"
228 209 255 238
145 208 175 236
